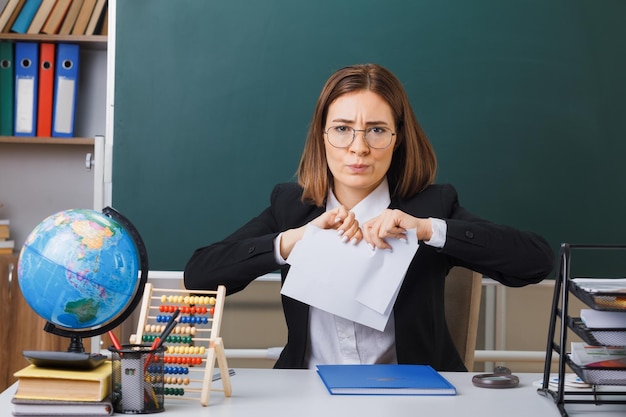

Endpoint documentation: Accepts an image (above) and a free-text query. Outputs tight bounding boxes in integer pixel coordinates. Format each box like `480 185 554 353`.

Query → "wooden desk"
2 369 625 416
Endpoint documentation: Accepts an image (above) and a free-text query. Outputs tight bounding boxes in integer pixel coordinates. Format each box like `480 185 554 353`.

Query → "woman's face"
324 90 396 208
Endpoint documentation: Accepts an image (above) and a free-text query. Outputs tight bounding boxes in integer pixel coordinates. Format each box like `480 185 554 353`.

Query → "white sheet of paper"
280 225 418 331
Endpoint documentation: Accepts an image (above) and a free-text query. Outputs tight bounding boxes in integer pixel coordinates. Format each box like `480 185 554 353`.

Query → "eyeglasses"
324 126 395 149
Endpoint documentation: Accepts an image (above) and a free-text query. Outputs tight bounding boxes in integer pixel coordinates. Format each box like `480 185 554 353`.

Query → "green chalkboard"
113 0 626 276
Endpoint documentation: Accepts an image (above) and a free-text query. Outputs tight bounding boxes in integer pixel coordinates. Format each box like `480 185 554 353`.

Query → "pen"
155 309 181 349
108 330 123 351
145 309 180 367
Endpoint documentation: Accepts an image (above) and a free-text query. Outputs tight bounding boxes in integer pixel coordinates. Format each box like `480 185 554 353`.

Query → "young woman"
184 63 554 371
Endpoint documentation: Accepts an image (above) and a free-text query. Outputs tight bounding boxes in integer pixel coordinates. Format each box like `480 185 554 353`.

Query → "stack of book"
11 361 113 416
0 218 14 255
0 0 108 35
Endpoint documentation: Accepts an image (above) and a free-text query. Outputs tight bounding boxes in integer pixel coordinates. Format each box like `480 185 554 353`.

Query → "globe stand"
67 334 86 353
23 324 111 369
22 350 108 370
20 206 150 370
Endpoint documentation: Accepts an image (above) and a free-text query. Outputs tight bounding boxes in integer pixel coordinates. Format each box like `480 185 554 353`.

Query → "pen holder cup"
109 344 166 414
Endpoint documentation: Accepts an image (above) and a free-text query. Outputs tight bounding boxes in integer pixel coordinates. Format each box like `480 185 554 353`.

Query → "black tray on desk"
568 280 626 311
567 355 626 386
568 317 626 346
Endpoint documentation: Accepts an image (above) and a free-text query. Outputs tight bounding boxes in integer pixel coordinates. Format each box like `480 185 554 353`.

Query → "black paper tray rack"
568 317 626 346
567 356 626 385
568 280 626 311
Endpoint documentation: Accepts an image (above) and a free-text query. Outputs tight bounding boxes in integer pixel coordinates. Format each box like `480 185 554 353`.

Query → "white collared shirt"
274 179 447 368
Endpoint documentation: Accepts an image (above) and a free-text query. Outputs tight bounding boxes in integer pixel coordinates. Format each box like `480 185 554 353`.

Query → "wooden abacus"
130 283 232 406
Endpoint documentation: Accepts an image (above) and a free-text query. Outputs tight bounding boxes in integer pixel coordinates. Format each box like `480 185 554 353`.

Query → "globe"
17 207 148 354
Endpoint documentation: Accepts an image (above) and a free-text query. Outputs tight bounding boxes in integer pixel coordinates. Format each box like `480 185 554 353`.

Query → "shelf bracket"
85 153 94 171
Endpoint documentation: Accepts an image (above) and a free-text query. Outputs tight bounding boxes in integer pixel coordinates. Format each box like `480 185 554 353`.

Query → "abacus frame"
131 283 232 406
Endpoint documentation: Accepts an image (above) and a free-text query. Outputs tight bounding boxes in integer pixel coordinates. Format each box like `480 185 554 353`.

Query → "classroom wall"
0 144 94 247
498 283 585 373
112 0 626 273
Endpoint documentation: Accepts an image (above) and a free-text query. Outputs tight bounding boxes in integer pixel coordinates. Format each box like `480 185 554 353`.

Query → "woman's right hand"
279 206 363 259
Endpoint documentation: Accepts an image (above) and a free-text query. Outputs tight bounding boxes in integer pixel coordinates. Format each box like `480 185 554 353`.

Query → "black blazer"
184 182 554 371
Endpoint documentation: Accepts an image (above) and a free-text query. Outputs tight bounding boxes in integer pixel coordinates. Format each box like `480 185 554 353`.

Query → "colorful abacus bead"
147 365 164 374
156 314 179 323
163 387 185 396
163 366 189 375
159 305 179 313
164 376 190 385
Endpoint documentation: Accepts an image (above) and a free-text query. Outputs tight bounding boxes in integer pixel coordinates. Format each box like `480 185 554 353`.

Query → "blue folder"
52 43 80 137
14 42 38 136
316 364 457 396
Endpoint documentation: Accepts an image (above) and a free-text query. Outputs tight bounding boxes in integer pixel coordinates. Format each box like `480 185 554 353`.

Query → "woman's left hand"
362 209 432 250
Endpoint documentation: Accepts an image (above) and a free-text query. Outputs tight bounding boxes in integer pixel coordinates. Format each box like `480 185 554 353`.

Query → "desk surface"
3 369 625 416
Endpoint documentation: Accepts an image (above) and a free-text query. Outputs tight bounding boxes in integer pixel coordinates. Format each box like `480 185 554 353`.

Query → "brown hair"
297 63 437 206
